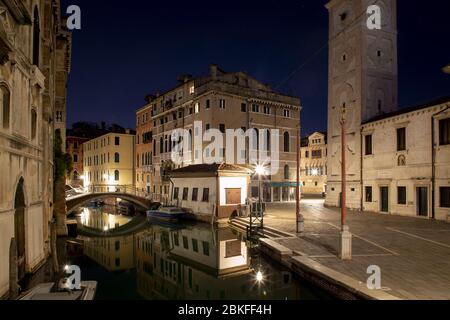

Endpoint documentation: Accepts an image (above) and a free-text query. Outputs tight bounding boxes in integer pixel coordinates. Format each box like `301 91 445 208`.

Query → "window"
206 123 210 131
305 151 309 158
284 165 289 179
219 99 226 109
192 188 198 201
202 241 209 256
114 170 120 181
398 187 407 205
189 85 195 94
182 236 188 249
397 127 406 151
365 186 372 202
439 118 450 145
202 188 209 202
440 187 450 208
219 124 225 134
115 137 120 145
114 152 120 163
283 132 290 152
173 234 179 246
194 103 199 114
192 239 198 252
240 103 247 112
252 104 259 112
283 109 290 118
312 150 322 158
31 109 37 140
365 134 373 155
115 241 120 251
206 100 210 109
73 154 78 163
173 187 179 200
182 187 189 200
263 106 270 114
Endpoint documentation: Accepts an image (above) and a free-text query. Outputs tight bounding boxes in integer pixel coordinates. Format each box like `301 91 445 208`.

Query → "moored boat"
146 206 187 220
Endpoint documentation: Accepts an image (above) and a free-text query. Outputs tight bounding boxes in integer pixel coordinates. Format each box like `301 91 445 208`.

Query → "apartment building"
83 132 136 192
135 65 301 203
300 132 327 196
66 136 89 187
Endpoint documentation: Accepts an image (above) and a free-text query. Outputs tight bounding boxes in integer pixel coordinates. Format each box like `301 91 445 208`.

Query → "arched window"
1 84 10 129
153 139 156 154
251 128 259 150
114 170 120 181
266 130 271 151
188 129 192 151
284 132 290 152
284 165 290 180
33 7 40 66
160 137 163 153
73 171 79 180
114 152 120 163
31 109 37 140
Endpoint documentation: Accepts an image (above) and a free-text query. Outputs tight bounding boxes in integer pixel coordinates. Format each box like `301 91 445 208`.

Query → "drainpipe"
431 105 450 220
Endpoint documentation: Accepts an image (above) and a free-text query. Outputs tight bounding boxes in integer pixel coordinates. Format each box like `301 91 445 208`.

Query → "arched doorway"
14 178 26 280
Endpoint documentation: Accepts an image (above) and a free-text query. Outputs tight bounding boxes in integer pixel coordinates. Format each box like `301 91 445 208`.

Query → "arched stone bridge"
66 185 161 213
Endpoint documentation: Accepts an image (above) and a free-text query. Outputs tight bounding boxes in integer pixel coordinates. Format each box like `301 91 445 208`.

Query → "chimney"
210 64 218 80
177 74 193 83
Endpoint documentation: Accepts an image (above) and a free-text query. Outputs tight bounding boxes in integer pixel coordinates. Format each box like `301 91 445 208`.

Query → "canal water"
66 204 330 300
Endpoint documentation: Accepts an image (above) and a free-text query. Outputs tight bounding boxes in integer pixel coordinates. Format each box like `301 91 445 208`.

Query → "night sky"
61 0 450 136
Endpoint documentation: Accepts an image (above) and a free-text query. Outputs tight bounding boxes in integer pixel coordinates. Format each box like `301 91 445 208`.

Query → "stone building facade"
0 0 71 298
300 132 327 196
361 97 450 221
325 0 450 221
83 132 136 192
135 65 301 204
66 135 88 187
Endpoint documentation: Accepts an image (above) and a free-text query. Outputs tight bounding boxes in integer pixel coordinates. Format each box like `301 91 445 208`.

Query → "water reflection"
72 206 328 300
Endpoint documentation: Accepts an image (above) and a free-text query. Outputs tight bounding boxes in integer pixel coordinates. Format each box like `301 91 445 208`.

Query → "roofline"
362 96 450 125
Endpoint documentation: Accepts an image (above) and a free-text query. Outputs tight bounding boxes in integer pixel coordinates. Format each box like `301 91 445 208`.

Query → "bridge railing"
85 185 170 204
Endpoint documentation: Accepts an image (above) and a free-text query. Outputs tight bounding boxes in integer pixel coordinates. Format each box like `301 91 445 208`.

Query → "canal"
65 203 331 300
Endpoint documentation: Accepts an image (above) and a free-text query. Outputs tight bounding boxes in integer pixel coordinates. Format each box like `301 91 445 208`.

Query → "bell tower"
325 0 398 209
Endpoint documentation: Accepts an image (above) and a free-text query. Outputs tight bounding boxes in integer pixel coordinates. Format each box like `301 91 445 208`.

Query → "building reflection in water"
76 208 308 300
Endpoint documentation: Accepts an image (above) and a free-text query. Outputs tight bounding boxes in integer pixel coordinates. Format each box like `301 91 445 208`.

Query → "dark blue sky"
62 0 450 136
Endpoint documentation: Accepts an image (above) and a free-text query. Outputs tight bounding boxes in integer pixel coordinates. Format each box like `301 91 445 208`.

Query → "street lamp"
339 103 352 260
255 165 265 227
442 64 450 74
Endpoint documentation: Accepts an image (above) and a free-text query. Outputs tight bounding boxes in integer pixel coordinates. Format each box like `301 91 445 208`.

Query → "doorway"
14 178 26 280
416 187 428 217
380 187 389 213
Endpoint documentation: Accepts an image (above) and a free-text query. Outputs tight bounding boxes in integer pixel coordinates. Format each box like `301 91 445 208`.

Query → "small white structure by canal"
169 164 253 224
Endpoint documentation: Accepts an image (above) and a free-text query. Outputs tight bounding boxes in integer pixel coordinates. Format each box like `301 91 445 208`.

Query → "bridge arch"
66 193 158 213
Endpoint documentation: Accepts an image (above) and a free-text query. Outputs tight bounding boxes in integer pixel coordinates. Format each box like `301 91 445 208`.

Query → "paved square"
264 200 450 300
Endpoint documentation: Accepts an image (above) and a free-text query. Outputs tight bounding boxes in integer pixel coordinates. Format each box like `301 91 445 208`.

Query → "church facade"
325 0 450 221
0 0 71 298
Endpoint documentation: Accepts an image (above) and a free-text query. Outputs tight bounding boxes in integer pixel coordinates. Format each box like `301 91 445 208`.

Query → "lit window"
189 85 195 95
219 99 226 109
194 103 199 114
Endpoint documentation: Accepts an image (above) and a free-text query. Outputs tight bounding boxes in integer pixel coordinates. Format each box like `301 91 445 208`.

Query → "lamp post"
255 165 265 228
339 103 352 260
296 118 304 233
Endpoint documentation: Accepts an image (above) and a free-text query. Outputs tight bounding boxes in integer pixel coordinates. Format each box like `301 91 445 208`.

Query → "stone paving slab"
263 201 450 300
